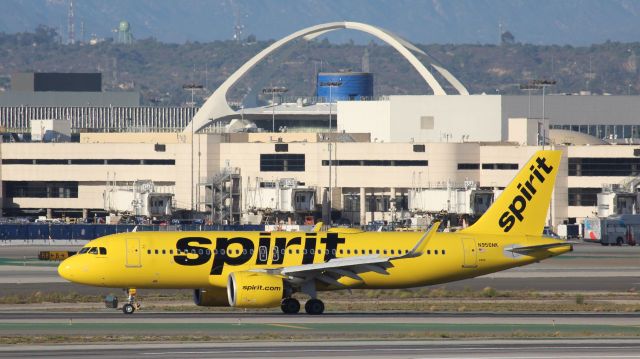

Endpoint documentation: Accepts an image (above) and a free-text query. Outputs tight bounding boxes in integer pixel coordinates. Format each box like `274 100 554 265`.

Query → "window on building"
569 157 640 176
458 163 480 170
260 154 305 172
5 181 78 198
365 195 390 212
35 159 68 165
343 193 361 212
568 188 600 206
322 160 427 167
275 143 288 152
2 159 33 164
106 159 141 165
142 159 175 165
482 163 518 170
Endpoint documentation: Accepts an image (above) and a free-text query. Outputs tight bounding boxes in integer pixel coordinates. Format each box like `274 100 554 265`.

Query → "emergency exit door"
125 237 142 267
461 237 478 268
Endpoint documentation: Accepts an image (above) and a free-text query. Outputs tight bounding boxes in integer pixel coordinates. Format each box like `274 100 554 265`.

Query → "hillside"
3 0 640 45
0 27 638 106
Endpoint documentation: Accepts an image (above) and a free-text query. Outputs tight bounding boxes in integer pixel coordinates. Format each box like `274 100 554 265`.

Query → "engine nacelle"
193 287 229 307
227 271 284 308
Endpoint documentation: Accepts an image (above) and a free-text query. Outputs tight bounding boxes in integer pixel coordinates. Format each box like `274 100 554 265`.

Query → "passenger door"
125 237 142 267
461 237 478 268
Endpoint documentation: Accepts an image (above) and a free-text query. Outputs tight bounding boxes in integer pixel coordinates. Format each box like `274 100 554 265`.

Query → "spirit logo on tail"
499 156 554 232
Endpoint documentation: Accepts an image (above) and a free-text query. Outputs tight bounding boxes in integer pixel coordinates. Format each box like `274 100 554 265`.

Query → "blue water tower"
317 72 373 102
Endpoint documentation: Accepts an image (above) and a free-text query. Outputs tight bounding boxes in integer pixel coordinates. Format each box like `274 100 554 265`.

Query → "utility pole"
319 81 342 225
183 83 203 212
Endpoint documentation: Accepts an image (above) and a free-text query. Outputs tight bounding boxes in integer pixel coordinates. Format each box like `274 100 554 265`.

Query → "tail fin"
461 150 562 236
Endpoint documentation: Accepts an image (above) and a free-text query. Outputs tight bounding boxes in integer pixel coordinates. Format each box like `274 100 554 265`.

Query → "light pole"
183 83 203 212
319 81 342 225
521 79 556 147
262 87 288 132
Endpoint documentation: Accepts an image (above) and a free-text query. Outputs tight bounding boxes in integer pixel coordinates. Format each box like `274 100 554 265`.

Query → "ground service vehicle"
59 150 572 315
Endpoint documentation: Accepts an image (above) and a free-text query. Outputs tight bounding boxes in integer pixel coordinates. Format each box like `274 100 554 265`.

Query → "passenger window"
79 247 89 254
347 250 350 255
205 249 210 255
88 247 98 254
354 249 358 254
376 249 380 254
170 250 173 254
281 248 285 254
369 250 373 254
220 249 225 255
442 250 446 255
162 249 166 255
303 249 308 254
339 249 343 254
147 250 151 254
296 249 300 254
243 249 248 255
310 249 314 254
288 249 292 254
427 250 431 255
383 250 387 255
155 249 159 254
191 249 196 254
317 249 322 254
435 250 439 255
198 249 203 255
390 250 395 255
99 247 107 255
332 249 336 255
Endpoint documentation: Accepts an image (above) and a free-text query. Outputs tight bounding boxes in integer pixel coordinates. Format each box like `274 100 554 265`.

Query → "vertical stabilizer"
461 150 562 236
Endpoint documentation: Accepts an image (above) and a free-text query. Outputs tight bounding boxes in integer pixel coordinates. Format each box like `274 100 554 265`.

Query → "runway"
2 339 640 358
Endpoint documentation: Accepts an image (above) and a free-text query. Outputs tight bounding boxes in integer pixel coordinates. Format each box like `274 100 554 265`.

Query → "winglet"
398 221 440 259
312 222 323 233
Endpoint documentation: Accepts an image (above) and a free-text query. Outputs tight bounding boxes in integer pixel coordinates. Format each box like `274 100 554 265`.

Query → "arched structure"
186 21 469 133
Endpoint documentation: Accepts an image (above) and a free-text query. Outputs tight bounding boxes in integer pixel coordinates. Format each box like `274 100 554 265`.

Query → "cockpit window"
99 247 107 255
88 247 98 254
79 247 90 254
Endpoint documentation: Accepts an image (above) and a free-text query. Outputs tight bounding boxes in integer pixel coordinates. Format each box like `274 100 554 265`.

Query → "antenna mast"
67 0 75 45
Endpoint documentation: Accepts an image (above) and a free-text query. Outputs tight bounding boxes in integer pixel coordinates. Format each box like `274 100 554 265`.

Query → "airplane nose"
57 258 73 281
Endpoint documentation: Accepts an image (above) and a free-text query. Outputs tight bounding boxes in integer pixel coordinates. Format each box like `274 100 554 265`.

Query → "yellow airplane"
58 150 571 315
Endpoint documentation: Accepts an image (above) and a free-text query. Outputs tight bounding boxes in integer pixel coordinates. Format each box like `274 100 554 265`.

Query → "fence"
0 224 264 241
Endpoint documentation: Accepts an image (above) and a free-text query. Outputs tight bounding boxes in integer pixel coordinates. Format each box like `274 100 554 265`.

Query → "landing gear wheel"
281 298 301 314
122 303 135 314
304 299 325 315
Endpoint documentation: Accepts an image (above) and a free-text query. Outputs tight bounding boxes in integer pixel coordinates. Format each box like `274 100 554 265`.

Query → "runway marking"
266 323 311 330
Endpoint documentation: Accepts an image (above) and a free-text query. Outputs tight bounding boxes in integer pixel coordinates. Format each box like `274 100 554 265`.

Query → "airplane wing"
254 221 441 288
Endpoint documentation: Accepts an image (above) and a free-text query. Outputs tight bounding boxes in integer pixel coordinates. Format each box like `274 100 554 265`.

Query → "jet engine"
227 271 284 308
193 287 230 307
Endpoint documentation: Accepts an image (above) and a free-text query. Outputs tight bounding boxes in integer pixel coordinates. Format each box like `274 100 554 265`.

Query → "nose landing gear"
122 288 140 314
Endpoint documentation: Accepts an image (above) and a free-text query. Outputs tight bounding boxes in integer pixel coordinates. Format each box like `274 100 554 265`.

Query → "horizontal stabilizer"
506 242 572 254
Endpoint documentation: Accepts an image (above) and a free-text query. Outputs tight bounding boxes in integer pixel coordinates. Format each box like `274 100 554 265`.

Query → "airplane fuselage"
59 229 569 290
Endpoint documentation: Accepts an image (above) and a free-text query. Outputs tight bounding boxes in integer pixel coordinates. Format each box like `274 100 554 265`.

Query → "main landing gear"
122 288 141 315
280 297 325 315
